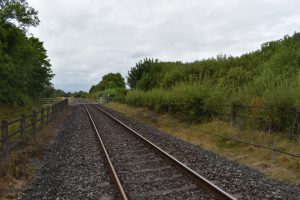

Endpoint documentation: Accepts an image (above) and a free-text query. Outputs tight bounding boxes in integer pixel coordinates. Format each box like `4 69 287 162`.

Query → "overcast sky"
27 0 300 92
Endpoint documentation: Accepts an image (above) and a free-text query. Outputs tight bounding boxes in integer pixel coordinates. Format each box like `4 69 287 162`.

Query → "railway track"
83 103 236 200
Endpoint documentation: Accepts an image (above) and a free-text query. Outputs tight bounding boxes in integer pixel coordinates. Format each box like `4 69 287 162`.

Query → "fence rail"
40 97 65 105
0 99 68 161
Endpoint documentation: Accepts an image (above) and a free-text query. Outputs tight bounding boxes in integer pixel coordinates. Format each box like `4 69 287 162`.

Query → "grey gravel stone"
19 105 119 200
87 104 217 199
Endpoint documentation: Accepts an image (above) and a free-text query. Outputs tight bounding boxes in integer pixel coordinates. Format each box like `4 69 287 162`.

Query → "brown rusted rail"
82 104 128 200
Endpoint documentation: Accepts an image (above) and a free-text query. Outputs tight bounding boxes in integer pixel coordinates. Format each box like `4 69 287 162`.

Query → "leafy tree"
0 0 53 105
127 58 157 89
89 72 126 101
89 72 125 93
0 0 39 29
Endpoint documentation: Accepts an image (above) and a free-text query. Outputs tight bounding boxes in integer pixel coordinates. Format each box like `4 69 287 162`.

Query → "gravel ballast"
87 104 217 199
19 104 300 199
100 104 300 200
20 105 119 200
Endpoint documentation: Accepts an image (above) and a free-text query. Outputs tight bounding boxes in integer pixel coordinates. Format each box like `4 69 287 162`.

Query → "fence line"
0 99 68 161
40 97 65 105
158 101 300 137
126 101 300 159
187 126 300 159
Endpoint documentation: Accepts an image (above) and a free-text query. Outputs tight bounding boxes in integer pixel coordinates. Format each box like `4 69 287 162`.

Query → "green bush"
125 33 300 133
126 82 224 122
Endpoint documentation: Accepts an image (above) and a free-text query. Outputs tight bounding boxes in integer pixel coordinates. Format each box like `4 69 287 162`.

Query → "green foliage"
40 86 70 98
0 0 53 105
126 82 224 121
0 0 39 30
127 58 163 90
89 72 126 101
72 91 88 98
89 72 125 93
125 32 300 133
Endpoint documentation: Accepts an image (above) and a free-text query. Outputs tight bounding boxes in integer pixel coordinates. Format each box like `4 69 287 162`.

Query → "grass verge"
106 102 300 185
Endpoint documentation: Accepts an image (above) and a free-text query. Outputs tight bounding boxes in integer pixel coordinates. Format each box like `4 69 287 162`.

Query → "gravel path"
20 105 119 200
100 105 300 200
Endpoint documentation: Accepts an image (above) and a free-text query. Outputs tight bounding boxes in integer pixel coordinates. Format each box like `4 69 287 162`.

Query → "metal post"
2 120 8 160
20 114 26 142
32 110 37 135
268 118 272 134
273 140 276 163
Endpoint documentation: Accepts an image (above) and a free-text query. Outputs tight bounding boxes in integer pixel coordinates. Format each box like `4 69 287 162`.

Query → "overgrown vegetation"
0 0 54 106
89 72 126 101
126 33 300 137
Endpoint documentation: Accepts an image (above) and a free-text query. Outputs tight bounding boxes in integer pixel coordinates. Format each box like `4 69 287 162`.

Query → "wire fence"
124 101 300 160
186 126 300 160
155 102 300 140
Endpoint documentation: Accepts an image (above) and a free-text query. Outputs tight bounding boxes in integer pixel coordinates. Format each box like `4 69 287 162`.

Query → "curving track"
83 103 236 200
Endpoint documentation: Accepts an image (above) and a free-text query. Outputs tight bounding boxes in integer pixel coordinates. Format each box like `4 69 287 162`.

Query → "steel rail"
92 104 236 200
82 104 128 200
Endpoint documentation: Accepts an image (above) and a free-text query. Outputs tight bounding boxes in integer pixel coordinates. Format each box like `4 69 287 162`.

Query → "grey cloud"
28 0 300 92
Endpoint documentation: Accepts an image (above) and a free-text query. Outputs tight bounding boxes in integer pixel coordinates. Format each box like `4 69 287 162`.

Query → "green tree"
0 0 39 29
89 72 125 93
0 0 53 105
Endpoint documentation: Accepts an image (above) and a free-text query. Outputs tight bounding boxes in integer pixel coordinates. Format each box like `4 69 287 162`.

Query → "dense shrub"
125 33 300 134
126 82 224 121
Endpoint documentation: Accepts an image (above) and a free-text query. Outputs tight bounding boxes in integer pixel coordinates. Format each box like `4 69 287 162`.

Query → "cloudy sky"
27 0 300 92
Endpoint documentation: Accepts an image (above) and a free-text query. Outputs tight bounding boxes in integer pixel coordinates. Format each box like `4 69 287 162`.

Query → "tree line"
0 0 54 105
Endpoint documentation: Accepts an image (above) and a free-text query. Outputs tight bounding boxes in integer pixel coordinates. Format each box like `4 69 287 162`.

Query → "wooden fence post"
64 99 67 114
59 102 62 119
54 104 57 122
41 108 45 128
51 105 55 122
20 114 26 142
2 120 8 160
32 110 37 135
46 106 50 124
